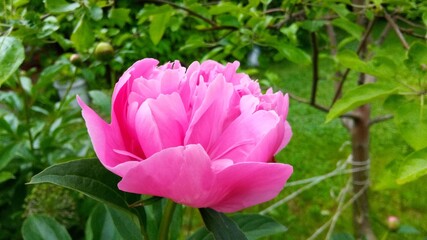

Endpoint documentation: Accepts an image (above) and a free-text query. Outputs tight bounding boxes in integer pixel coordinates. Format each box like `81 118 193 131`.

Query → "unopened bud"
94 42 114 61
387 216 400 232
70 54 83 66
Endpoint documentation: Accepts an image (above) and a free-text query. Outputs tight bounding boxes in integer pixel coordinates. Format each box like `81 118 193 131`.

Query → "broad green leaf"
199 208 248 240
37 16 59 38
209 2 239 15
149 10 172 45
108 8 131 28
88 5 103 21
0 171 14 184
106 205 142 240
332 18 363 40
44 0 80 13
326 83 398 122
405 42 427 68
231 214 287 239
397 147 427 184
71 15 95 52
22 215 71 240
29 158 132 212
0 36 25 86
395 102 427 150
274 44 311 65
86 204 123 240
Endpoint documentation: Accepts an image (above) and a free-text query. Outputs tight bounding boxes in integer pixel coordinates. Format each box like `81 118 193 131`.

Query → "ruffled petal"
185 75 235 151
209 162 293 212
135 93 188 157
118 144 216 208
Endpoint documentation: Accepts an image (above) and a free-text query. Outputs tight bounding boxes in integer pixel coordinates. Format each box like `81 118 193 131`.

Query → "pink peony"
77 58 293 212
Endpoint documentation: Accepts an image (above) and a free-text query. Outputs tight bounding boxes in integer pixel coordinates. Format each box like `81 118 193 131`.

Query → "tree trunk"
350 103 376 240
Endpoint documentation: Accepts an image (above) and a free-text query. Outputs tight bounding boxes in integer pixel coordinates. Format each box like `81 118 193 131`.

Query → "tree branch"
310 32 319 105
383 11 409 49
369 114 394 126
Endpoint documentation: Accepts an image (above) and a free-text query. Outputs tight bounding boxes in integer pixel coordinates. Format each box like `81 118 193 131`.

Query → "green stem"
158 200 177 240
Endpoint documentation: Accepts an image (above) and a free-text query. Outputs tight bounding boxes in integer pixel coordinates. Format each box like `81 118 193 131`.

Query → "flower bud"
94 42 114 61
70 54 83 67
387 216 400 232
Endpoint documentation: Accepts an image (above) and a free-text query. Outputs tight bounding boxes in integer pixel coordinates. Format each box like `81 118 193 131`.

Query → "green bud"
94 42 114 61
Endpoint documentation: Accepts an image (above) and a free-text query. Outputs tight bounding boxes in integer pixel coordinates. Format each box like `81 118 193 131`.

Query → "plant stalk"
158 200 177 240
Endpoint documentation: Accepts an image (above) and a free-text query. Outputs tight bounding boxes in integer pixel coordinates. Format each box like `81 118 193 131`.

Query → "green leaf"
394 102 427 150
274 44 311 65
326 83 398 122
106 205 142 240
0 36 25 86
29 158 132 212
108 8 131 28
332 18 363 40
405 42 427 67
231 214 287 239
0 171 15 184
397 147 427 184
0 143 22 171
86 204 123 240
88 5 103 21
337 50 368 73
22 215 71 240
199 208 248 240
71 15 95 52
44 0 80 13
149 10 172 45
187 228 214 240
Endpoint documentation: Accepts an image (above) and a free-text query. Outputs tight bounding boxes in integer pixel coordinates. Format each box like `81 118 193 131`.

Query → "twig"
325 178 352 239
331 18 376 105
308 183 369 240
383 11 409 49
289 93 330 113
310 32 319 106
144 0 217 27
376 22 391 45
395 15 426 29
399 27 427 40
369 114 393 126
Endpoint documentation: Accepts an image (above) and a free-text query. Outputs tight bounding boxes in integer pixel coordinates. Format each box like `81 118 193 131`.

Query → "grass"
243 50 427 239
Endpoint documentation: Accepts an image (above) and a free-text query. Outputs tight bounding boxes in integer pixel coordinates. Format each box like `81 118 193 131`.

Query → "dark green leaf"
0 143 22 171
71 15 95 52
85 204 123 240
397 147 427 184
22 215 71 240
29 158 132 212
199 208 248 240
187 228 214 240
44 0 80 13
0 36 25 86
89 90 111 116
230 214 287 239
106 205 142 240
326 83 398 122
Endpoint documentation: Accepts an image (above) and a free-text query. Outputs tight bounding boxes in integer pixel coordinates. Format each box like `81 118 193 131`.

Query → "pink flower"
77 58 293 212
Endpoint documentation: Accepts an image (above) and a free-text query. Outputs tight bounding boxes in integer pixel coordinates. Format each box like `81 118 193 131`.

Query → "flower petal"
135 93 188 157
77 96 138 176
118 144 216 208
209 162 293 212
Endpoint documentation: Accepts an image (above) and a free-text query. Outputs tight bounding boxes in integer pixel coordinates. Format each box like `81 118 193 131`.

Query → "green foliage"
21 215 72 240
0 36 25 86
199 208 248 240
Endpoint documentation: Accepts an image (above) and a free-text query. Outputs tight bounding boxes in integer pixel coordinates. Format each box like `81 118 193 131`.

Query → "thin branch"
376 22 391 45
289 93 330 113
399 27 427 40
310 32 319 105
369 114 394 126
383 11 409 49
331 18 376 106
144 0 217 27
325 178 352 239
395 15 426 29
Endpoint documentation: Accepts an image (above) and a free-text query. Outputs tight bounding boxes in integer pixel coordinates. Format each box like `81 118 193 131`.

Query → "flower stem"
158 200 177 240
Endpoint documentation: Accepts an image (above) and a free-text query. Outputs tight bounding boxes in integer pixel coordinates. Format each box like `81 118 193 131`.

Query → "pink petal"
135 93 188 158
77 96 138 176
209 162 293 212
118 144 216 208
209 110 281 162
185 75 235 151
